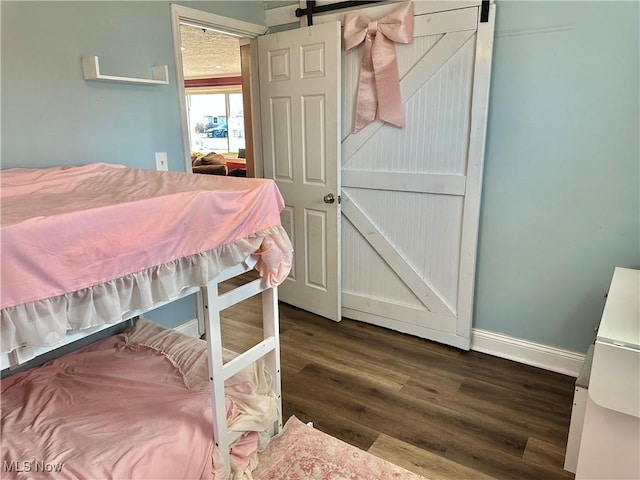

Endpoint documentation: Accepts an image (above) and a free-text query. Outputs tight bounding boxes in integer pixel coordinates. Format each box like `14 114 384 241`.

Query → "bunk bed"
0 163 293 478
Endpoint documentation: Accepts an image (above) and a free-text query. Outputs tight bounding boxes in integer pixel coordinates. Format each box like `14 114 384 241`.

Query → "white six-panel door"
313 2 496 349
258 23 342 321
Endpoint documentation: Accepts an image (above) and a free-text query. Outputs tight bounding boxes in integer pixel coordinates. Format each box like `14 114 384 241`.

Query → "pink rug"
253 416 427 480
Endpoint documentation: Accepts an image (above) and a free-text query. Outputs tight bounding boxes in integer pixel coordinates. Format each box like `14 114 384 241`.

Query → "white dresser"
575 267 640 479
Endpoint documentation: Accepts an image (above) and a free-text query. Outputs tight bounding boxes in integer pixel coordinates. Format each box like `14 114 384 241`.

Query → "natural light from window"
186 88 245 155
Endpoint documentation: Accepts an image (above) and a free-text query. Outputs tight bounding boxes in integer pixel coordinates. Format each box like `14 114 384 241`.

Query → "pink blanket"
1 330 263 479
1 164 288 309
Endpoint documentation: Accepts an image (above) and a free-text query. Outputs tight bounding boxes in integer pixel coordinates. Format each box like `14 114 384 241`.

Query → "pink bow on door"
343 2 414 133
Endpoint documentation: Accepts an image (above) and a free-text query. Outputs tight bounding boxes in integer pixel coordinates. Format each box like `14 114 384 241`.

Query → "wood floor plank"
294 317 574 407
280 329 410 391
337 323 574 400
445 438 575 480
283 368 450 454
401 378 571 449
294 362 530 458
221 300 576 480
338 318 462 359
369 434 496 480
399 369 465 397
282 397 381 451
281 319 474 394
523 437 573 474
456 378 571 447
444 444 540 480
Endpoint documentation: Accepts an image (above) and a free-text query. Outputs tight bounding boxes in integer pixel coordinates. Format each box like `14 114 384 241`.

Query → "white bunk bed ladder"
201 262 283 471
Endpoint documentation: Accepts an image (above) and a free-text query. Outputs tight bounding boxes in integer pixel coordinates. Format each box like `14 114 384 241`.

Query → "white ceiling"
180 24 241 79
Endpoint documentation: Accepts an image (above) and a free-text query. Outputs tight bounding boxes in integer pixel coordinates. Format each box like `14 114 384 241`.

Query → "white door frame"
169 5 267 174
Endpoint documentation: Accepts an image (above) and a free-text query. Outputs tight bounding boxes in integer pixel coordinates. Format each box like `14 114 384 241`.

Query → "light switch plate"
155 152 168 171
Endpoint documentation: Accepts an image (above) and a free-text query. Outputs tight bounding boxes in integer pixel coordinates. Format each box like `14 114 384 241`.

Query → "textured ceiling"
180 24 241 79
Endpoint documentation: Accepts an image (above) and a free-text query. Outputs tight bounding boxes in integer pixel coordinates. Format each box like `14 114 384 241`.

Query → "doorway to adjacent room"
170 5 267 177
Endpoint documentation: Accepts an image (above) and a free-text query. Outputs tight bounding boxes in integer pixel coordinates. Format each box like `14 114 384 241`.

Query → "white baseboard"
174 318 200 338
471 328 586 377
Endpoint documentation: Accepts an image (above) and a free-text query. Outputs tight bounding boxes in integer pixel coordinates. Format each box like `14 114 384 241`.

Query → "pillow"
124 318 278 479
126 318 278 433
125 317 210 391
124 318 275 400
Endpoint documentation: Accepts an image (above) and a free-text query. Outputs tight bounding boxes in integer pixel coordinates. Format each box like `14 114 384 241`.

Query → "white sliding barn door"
316 2 496 349
258 23 342 321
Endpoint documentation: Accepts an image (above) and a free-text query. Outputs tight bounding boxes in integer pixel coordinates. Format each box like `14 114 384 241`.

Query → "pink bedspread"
1 164 288 309
1 333 257 479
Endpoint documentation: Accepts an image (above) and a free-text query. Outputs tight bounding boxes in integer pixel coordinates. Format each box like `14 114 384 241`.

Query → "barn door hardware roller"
296 1 490 26
480 0 490 23
296 0 384 26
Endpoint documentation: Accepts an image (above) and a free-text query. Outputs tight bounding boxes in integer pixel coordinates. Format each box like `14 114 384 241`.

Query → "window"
186 87 245 155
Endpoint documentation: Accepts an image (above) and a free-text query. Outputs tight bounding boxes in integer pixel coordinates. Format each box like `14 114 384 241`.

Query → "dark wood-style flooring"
219 276 576 480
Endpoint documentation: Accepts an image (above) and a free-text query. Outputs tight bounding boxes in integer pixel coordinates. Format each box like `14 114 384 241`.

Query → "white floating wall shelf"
82 56 169 85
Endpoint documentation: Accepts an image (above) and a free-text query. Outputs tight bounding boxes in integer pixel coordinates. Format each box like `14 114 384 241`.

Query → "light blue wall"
3 1 638 351
1 1 265 328
475 1 639 352
1 1 264 172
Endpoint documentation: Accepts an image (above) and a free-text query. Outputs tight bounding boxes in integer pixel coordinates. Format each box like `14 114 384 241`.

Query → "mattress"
0 319 277 479
0 164 292 355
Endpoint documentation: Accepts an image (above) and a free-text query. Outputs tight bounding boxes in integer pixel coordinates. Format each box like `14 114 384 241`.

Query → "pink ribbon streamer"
344 2 414 133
